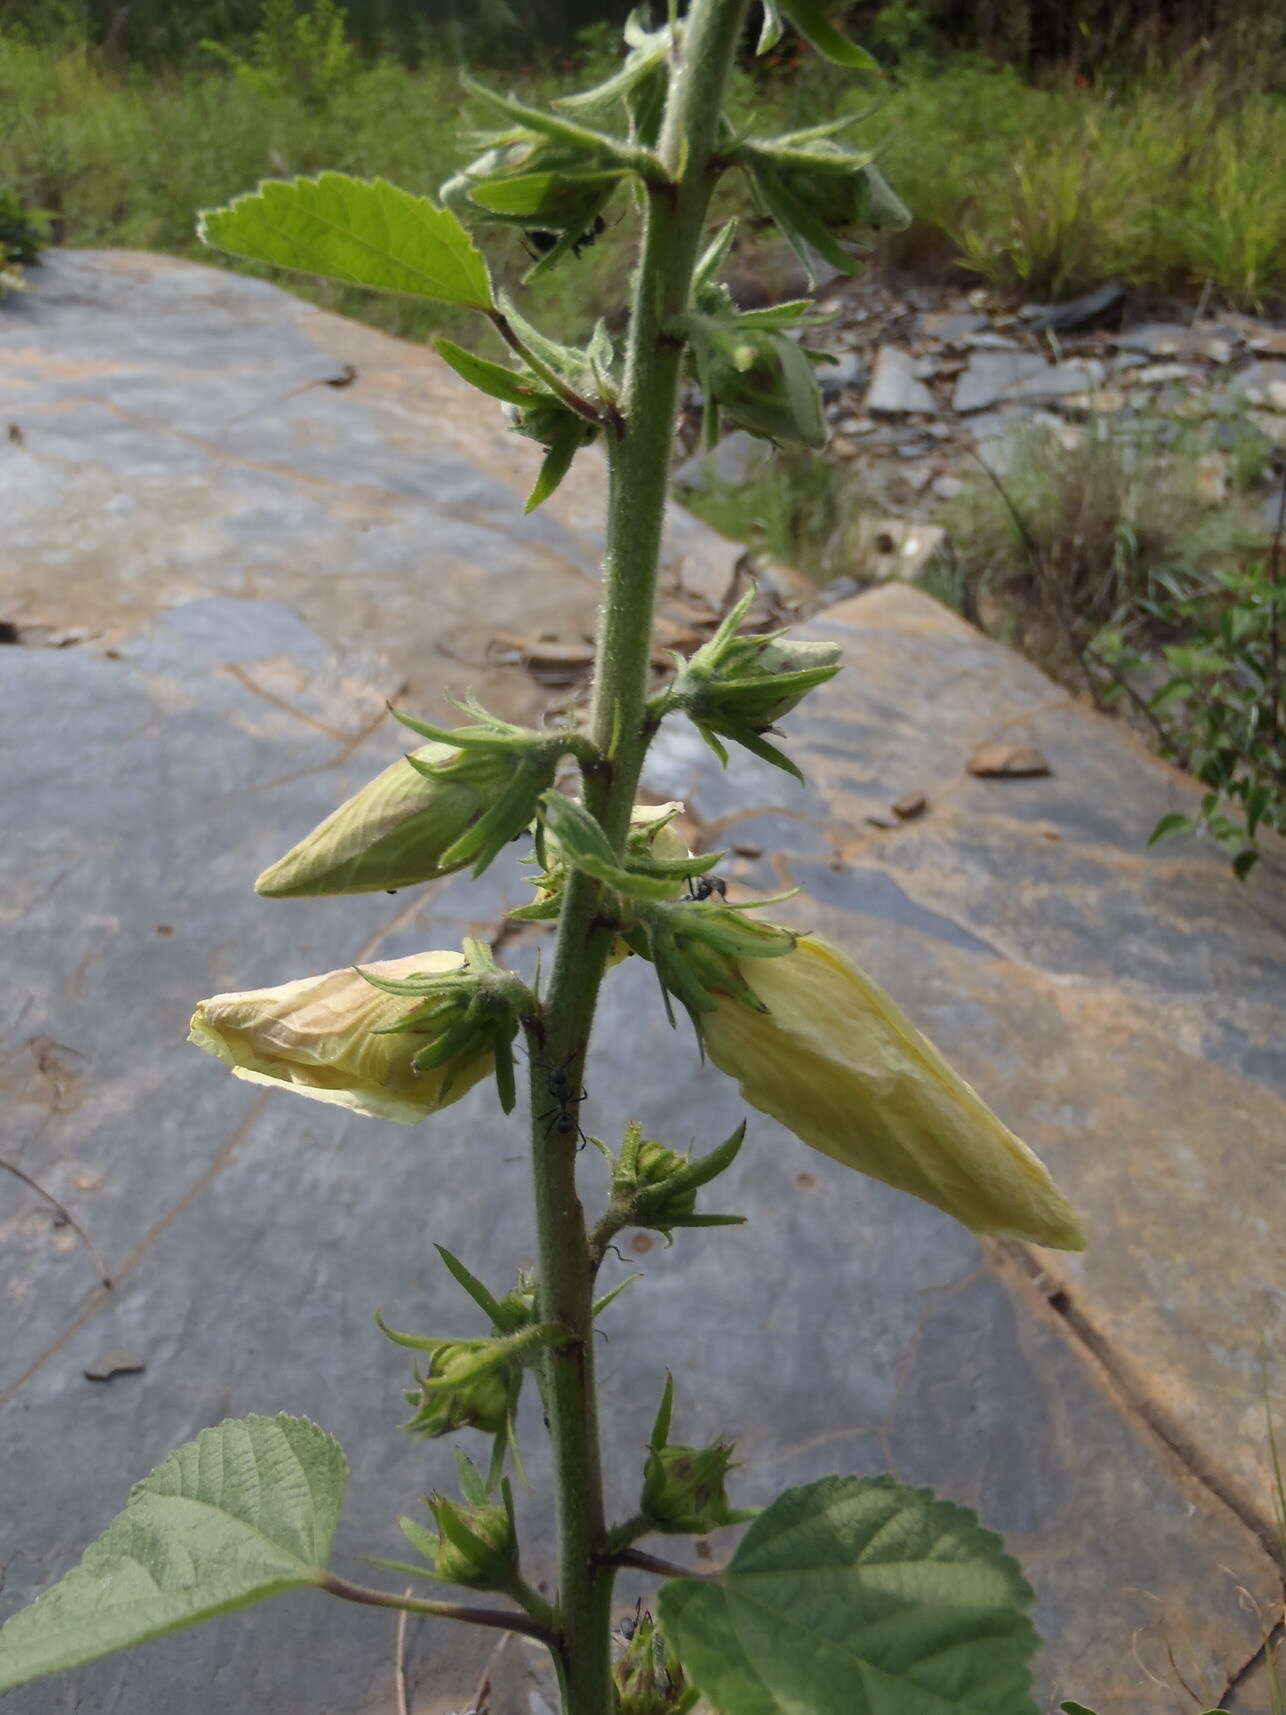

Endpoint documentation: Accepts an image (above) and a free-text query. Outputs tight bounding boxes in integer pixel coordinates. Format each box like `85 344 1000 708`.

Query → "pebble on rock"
967 742 1052 779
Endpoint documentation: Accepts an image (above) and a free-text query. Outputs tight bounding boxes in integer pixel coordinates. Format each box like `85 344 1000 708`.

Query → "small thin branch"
1 1157 112 1288
321 1573 554 1644
608 1546 719 1582
488 310 621 435
602 1513 651 1557
392 1586 412 1715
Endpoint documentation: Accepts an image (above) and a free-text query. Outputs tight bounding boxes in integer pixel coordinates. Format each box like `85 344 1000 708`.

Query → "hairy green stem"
526 4 750 1711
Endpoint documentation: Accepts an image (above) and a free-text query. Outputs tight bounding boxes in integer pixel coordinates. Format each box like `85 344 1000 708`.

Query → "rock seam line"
0 1094 269 1410
994 1237 1283 1564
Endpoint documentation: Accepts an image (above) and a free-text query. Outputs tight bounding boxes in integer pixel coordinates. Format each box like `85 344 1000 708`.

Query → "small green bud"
683 312 826 449
640 1375 751 1535
418 1489 518 1589
403 1340 512 1439
614 1606 692 1715
642 1440 741 1535
633 1141 698 1222
662 585 842 780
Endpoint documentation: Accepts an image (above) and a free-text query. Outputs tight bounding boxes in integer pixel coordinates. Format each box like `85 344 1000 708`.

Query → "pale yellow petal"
702 937 1085 1249
189 951 491 1124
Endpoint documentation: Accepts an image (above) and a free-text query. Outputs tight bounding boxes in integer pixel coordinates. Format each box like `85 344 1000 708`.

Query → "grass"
2 22 1286 365
937 410 1271 677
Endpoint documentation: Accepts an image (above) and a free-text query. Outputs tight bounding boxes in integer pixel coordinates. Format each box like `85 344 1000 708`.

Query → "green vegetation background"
2 0 1284 357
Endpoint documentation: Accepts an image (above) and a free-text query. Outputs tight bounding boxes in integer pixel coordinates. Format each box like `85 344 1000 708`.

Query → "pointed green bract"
782 2 879 69
0 1415 346 1693
658 1475 1039 1715
199 172 493 309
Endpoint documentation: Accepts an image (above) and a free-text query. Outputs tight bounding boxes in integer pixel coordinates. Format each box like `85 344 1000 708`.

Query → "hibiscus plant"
0 5 1086 1712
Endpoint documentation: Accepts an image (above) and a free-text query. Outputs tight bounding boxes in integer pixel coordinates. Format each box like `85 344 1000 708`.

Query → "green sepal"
433 336 546 407
593 1273 643 1319
468 168 626 221
782 1 880 68
397 1513 442 1564
461 74 651 171
435 1245 508 1327
527 417 592 511
757 0 785 52
556 13 672 118
540 792 696 902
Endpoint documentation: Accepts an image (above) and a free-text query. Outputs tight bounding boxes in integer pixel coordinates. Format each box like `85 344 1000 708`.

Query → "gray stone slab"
952 349 1049 412
0 251 741 727
2 260 1284 1715
865 344 937 414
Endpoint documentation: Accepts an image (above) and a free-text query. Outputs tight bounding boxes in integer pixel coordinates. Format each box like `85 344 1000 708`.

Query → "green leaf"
1059 1704 1098 1714
782 2 879 69
433 337 543 406
0 1415 345 1692
199 173 493 310
658 1474 1038 1715
1147 811 1193 846
1232 849 1260 881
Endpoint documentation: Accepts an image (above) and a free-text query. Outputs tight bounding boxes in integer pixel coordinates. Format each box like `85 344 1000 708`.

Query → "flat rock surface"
2 255 1284 1715
0 250 741 724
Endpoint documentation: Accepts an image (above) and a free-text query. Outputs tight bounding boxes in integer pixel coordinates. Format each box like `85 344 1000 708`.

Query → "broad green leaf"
0 1415 346 1692
658 1474 1039 1715
199 173 493 310
783 2 879 69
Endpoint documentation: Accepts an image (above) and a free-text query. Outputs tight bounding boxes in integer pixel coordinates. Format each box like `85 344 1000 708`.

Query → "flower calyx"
639 1375 754 1536
360 938 533 1114
675 294 831 452
604 1119 746 1246
630 891 798 1034
393 1453 520 1592
511 799 707 931
376 1308 569 1482
731 120 908 285
442 76 662 279
390 699 598 877
533 793 727 924
655 584 841 781
613 1601 697 1715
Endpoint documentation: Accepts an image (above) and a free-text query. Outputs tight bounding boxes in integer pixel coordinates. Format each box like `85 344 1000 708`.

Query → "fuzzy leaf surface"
658 1474 1039 1715
0 1415 345 1691
199 173 492 308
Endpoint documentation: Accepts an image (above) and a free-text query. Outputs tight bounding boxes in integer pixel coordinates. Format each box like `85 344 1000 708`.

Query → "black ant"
521 213 609 263
686 873 727 902
537 1053 587 1143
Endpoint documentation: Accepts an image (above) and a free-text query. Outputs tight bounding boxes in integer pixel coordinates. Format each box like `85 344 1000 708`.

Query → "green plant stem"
525 5 750 1712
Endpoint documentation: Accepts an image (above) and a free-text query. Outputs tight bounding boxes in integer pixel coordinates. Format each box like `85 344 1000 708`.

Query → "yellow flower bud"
188 952 493 1124
255 742 494 897
700 937 1085 1249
